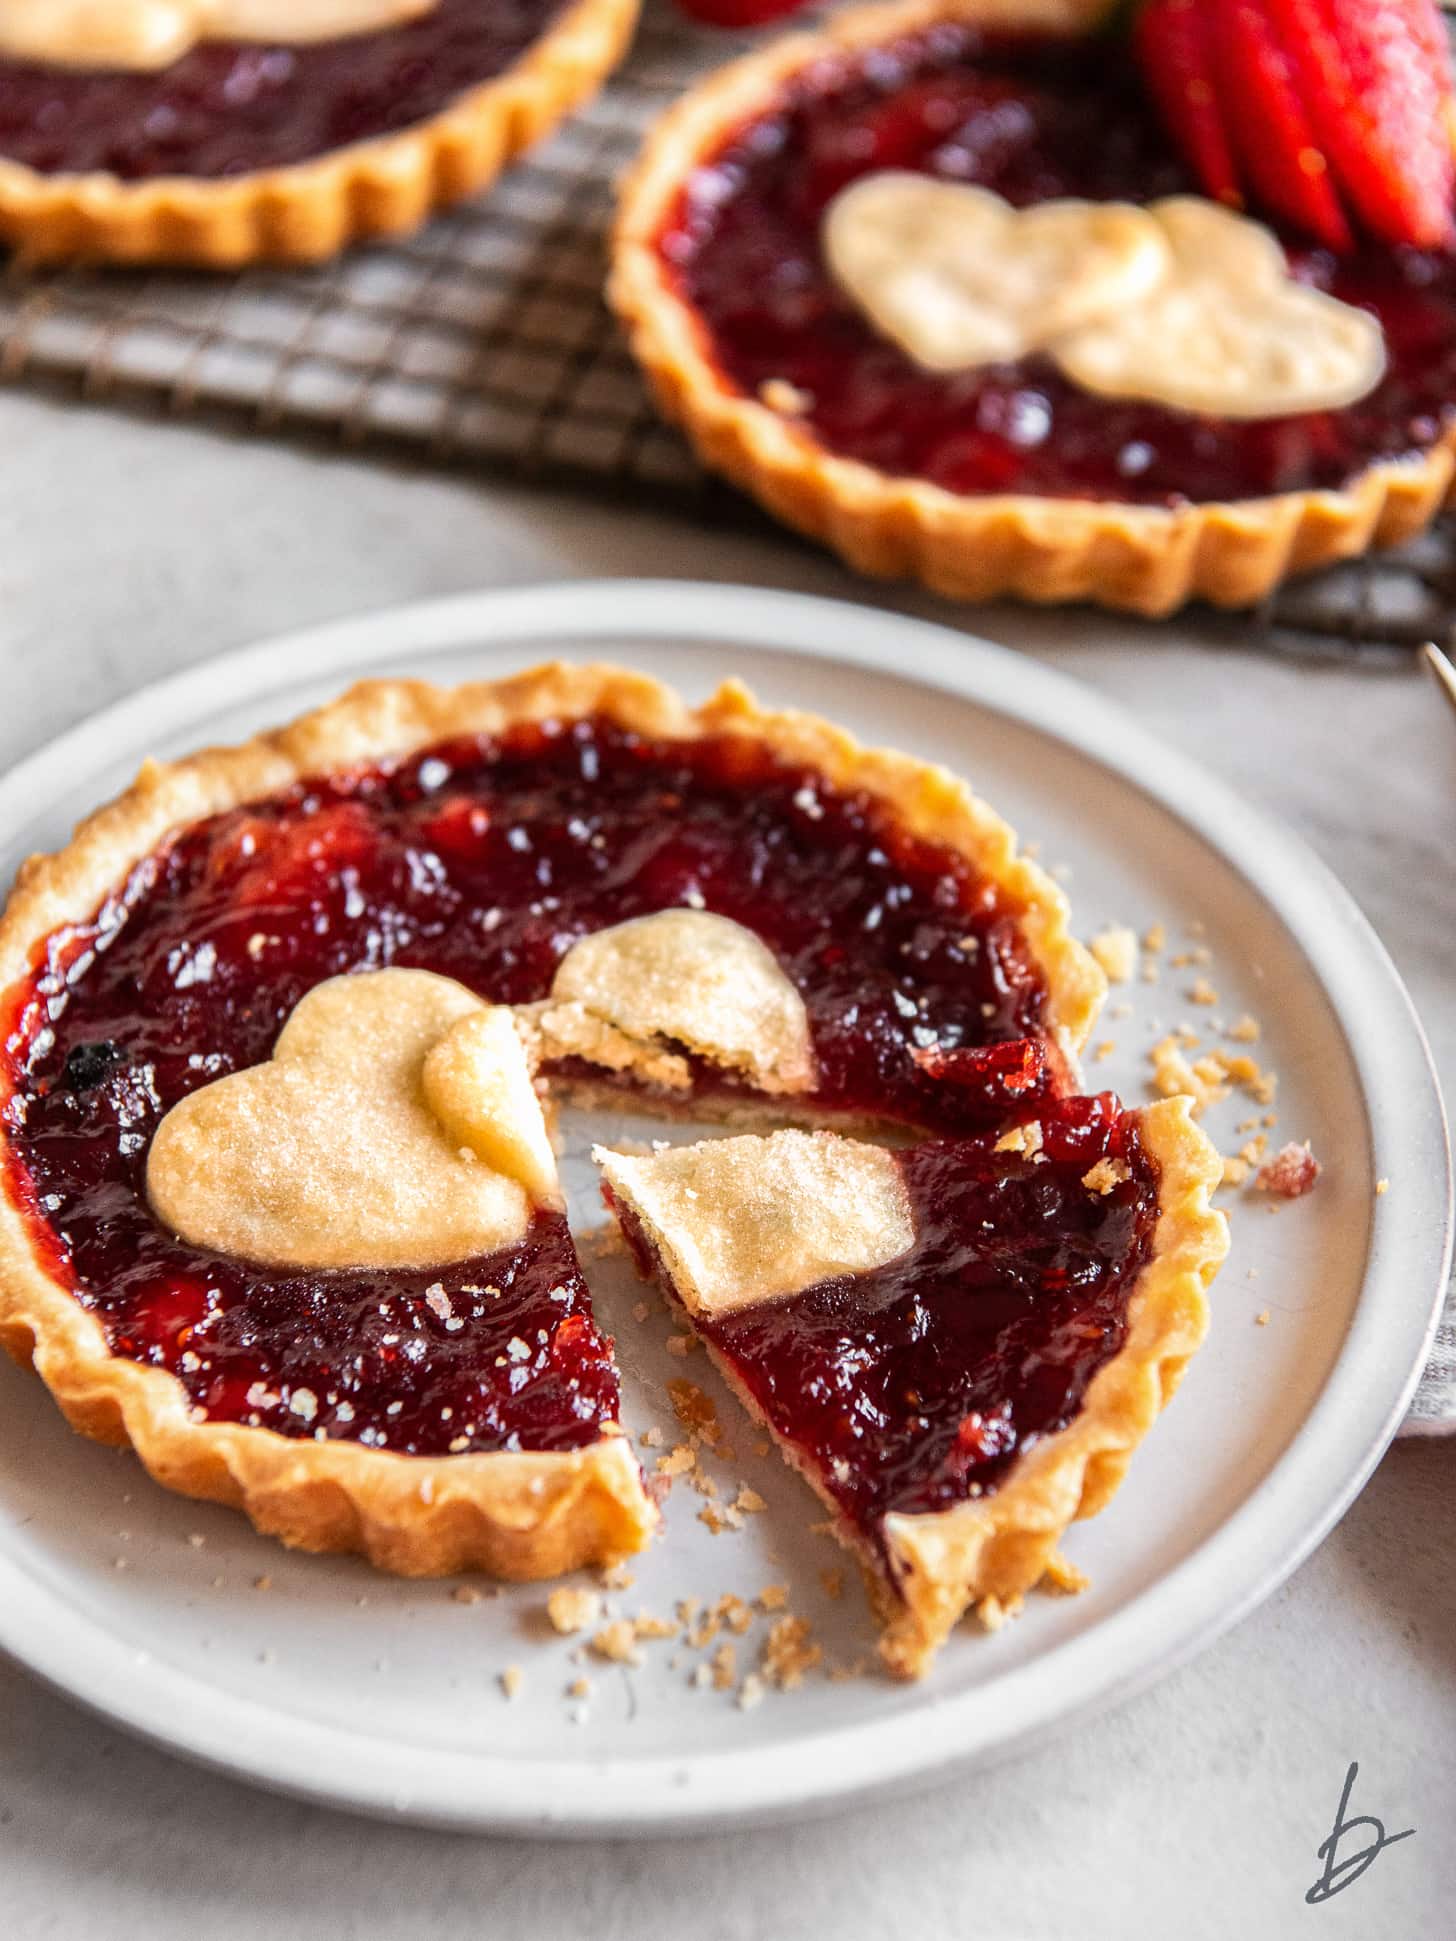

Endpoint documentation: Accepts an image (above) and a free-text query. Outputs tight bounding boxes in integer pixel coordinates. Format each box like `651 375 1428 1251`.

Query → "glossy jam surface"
0 0 564 179
661 26 1456 506
685 1096 1156 1530
1 716 1049 1453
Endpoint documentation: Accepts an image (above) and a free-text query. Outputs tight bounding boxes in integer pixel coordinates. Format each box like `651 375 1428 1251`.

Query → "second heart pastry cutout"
822 172 1173 372
147 968 558 1269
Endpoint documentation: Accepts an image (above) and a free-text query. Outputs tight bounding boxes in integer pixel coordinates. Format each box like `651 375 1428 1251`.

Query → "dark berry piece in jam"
61 1040 125 1095
614 1095 1159 1537
659 25 1456 506
0 0 567 181
0 714 1056 1458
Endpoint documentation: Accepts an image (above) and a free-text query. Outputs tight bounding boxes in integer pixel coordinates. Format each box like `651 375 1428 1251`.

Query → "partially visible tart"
0 0 641 264
0 662 1100 1571
598 1092 1227 1676
610 0 1456 613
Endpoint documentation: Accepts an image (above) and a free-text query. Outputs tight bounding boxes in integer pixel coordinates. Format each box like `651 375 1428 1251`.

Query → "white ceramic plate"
0 582 1446 1836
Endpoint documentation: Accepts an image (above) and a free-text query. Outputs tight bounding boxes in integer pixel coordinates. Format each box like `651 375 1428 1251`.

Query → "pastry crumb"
632 1301 650 1324
1227 1014 1260 1043
1040 1551 1089 1596
761 1615 822 1689
499 1665 524 1700
1089 926 1138 983
1092 1039 1116 1063
634 1611 680 1641
734 1485 767 1516
758 1584 789 1613
1082 1156 1130 1196
253 1574 272 1592
547 1588 603 1636
656 1443 696 1479
1141 922 1166 953
737 1673 766 1711
665 1333 697 1358
994 1120 1043 1157
1187 977 1218 1006
1255 1309 1272 1327
667 1379 720 1442
1255 1142 1321 1199
450 1583 483 1605
567 1675 592 1700
1375 1177 1390 1196
710 1643 737 1690
698 1502 740 1535
640 1426 664 1449
819 1567 845 1601
589 1619 644 1666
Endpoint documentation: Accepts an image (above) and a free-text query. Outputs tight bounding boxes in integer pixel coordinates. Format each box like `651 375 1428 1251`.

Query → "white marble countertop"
0 391 1451 1937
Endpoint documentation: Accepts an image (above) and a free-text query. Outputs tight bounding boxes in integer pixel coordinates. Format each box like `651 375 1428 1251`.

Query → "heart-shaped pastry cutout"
823 172 1173 372
1052 197 1387 417
147 968 558 1269
537 909 815 1096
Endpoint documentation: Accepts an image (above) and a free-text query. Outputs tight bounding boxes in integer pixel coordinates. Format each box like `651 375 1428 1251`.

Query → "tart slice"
598 1093 1227 1676
611 0 1456 614
0 0 641 265
0 661 1098 1570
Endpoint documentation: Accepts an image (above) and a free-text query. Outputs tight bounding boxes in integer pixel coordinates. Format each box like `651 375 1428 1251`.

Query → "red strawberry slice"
670 0 809 25
1268 0 1456 247
1132 0 1242 211
1213 0 1353 250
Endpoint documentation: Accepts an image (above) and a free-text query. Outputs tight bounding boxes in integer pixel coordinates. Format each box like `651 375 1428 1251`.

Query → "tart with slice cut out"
610 0 1456 614
597 1093 1227 1676
0 662 1101 1573
0 0 641 265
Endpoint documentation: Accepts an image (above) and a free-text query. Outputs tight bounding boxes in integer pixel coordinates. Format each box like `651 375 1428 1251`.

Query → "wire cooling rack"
0 2 1452 659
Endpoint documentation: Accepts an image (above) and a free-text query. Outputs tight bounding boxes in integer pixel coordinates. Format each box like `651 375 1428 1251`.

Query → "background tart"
599 1094 1228 1677
0 663 1098 1572
0 0 641 265
610 0 1456 615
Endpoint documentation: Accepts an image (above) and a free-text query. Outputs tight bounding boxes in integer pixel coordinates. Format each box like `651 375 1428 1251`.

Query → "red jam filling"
0 0 565 180
660 25 1456 507
613 1094 1158 1532
0 715 1053 1456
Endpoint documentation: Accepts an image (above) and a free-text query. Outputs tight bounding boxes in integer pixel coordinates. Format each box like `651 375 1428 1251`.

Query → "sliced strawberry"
669 0 809 25
1212 0 1353 250
1132 0 1243 210
1269 0 1455 248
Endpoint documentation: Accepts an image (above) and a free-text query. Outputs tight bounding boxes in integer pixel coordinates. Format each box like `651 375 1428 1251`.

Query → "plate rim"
0 578 1447 1835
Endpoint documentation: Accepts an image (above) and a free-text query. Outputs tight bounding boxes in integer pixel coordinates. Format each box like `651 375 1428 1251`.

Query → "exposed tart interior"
610 0 1456 611
599 1094 1226 1677
0 663 1098 1579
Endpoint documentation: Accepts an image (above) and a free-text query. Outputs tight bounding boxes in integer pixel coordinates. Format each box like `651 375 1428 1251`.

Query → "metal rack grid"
0 4 1452 659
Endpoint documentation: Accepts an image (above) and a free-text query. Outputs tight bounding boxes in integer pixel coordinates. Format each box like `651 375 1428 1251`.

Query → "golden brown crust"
0 659 1098 1577
0 0 640 266
609 0 1456 617
602 1093 1225 1678
877 1095 1227 1675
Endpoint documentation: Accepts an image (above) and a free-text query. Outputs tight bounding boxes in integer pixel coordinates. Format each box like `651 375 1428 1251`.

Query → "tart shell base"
0 1294 657 1576
609 0 1456 616
0 0 641 266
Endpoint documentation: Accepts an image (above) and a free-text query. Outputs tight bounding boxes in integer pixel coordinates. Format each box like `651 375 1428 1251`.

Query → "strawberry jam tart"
0 664 1225 1669
612 0 1456 613
0 0 642 263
